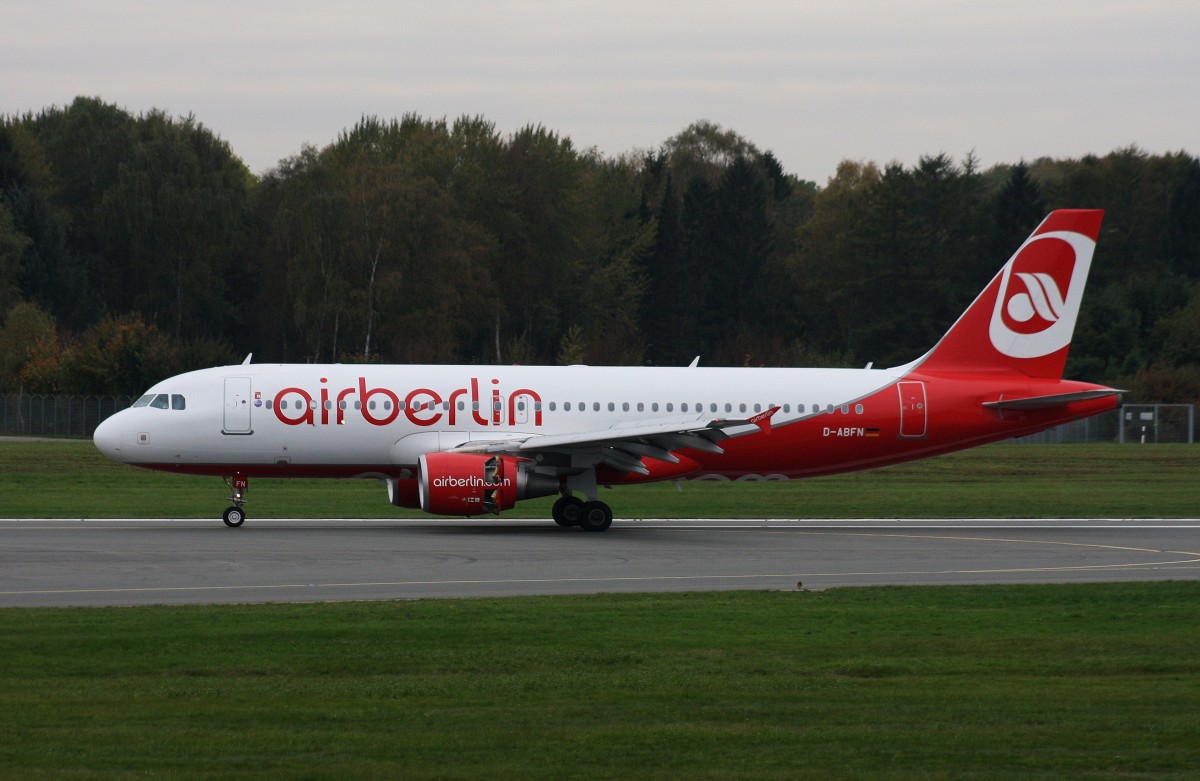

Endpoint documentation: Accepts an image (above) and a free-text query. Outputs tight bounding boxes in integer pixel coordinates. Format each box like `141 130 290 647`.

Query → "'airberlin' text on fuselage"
273 377 543 428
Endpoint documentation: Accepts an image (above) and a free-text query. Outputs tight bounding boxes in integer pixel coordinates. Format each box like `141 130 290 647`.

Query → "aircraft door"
897 381 927 438
223 376 253 434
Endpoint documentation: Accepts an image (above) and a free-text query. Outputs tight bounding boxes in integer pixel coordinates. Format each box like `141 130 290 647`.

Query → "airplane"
93 209 1121 531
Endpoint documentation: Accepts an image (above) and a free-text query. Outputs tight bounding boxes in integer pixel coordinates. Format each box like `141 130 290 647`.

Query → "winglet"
749 405 780 433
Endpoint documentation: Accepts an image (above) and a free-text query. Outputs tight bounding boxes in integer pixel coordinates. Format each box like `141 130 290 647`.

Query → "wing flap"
449 407 781 474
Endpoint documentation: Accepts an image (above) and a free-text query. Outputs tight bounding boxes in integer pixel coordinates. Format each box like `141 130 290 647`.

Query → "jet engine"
417 452 558 516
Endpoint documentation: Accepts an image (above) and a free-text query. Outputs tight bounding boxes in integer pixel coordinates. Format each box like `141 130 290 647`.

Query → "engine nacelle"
417 452 557 516
386 477 421 509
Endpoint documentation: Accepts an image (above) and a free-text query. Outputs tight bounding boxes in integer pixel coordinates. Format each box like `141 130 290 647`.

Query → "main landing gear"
551 495 613 532
222 474 248 527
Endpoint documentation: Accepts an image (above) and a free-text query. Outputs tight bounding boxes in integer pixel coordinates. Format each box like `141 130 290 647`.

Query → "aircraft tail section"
912 209 1104 379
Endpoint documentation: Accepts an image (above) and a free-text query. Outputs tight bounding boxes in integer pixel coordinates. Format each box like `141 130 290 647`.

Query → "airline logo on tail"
988 229 1095 359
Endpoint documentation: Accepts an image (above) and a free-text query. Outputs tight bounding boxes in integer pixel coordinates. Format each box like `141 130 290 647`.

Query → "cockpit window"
171 394 186 410
149 394 170 409
133 395 154 408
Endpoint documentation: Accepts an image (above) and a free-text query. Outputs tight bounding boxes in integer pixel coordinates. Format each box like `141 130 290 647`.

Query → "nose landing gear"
222 474 248 527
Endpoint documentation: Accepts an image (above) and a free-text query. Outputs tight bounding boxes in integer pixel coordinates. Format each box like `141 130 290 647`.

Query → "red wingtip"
749 406 780 432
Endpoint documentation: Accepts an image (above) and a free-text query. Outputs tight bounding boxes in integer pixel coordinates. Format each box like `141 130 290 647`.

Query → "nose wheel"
223 474 248 527
222 505 246 527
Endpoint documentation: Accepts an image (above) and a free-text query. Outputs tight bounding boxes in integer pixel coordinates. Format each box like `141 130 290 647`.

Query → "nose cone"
93 414 124 460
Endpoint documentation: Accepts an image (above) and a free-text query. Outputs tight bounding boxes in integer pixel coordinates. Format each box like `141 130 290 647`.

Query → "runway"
2 518 1199 607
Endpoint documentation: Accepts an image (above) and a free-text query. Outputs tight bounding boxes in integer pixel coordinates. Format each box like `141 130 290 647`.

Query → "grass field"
2 584 1198 780
4 440 1199 778
1 440 1198 519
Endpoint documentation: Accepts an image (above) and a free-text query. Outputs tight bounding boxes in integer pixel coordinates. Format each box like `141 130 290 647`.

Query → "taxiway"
1 517 1198 607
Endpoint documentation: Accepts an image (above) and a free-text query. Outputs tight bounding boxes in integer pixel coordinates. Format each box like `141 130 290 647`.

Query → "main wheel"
222 506 246 527
578 501 613 532
552 496 585 527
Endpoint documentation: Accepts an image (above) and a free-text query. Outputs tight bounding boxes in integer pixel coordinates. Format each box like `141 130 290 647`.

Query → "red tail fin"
912 209 1104 379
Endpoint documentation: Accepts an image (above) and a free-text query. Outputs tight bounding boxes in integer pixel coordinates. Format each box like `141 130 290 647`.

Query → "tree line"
2 96 1199 400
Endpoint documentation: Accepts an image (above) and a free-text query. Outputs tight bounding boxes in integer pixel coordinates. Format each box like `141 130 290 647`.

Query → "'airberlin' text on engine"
273 377 543 428
432 475 513 489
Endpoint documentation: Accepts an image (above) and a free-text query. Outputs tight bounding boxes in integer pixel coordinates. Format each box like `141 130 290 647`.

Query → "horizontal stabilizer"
982 388 1123 411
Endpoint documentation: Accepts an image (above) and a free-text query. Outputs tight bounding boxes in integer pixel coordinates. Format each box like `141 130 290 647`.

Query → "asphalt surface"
2 517 1198 607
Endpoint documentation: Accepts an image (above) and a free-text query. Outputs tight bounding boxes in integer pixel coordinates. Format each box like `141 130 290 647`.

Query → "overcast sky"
5 0 1197 182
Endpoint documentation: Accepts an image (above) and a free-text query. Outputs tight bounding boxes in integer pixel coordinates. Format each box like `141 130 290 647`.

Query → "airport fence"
0 393 136 437
0 394 1196 444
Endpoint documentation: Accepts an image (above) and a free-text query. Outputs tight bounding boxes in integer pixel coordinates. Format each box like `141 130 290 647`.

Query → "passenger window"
681 403 689 412
549 402 557 411
593 402 600 412
754 404 762 413
266 400 273 410
855 403 864 414
150 394 169 409
622 402 629 412
171 394 186 410
652 403 659 412
607 402 615 412
666 403 673 412
637 402 644 412
710 403 717 413
565 402 572 411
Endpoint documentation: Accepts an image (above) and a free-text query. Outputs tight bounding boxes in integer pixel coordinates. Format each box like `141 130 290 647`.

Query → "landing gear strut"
552 494 613 532
222 474 248 527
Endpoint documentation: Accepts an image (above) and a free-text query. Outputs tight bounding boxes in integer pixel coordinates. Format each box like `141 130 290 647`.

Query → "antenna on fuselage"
242 353 253 365
688 356 700 368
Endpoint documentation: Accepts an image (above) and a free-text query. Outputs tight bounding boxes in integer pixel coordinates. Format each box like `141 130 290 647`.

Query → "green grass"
3 443 1199 778
2 441 1199 518
1 584 1198 779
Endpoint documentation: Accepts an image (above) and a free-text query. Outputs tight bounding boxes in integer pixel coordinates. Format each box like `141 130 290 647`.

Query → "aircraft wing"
450 406 780 476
